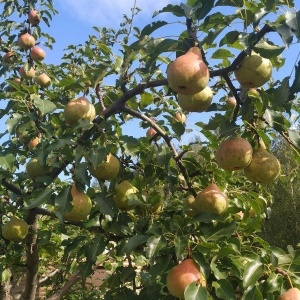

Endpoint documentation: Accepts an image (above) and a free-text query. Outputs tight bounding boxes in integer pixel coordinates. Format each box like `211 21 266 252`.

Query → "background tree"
0 0 300 300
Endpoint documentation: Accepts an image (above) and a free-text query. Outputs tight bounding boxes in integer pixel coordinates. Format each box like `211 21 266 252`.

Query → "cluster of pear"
166 258 300 299
167 46 213 113
184 136 281 219
2 10 51 88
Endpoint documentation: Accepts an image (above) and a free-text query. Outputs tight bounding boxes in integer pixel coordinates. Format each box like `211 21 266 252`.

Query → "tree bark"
21 209 39 300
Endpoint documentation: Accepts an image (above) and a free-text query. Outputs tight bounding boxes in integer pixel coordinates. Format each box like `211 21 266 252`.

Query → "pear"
89 153 120 180
2 216 29 242
244 146 281 184
183 195 198 217
26 157 51 179
195 183 228 215
166 258 206 299
215 137 253 171
114 180 138 210
64 97 96 125
167 47 209 95
278 287 300 300
177 86 213 112
234 52 272 88
63 185 92 222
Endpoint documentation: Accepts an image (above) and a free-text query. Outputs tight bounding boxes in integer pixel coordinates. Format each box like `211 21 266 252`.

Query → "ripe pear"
26 157 51 179
63 185 92 222
244 147 281 184
195 183 228 215
2 216 29 242
18 33 35 50
177 86 213 112
114 180 138 210
234 52 272 88
89 153 120 180
28 136 40 150
19 66 35 79
2 51 15 64
166 258 206 299
64 97 96 125
28 9 41 26
215 137 253 171
167 47 209 95
278 287 300 300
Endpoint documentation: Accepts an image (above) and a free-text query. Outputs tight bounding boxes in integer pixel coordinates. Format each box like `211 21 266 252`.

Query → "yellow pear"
114 180 138 210
64 97 96 125
2 216 29 242
195 183 228 215
63 185 92 222
244 147 281 184
167 47 209 95
234 52 272 88
177 86 213 112
215 137 253 171
278 287 300 300
166 258 206 299
89 153 120 180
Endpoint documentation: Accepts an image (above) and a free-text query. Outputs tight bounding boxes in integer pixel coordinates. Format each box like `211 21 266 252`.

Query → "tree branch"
122 105 197 197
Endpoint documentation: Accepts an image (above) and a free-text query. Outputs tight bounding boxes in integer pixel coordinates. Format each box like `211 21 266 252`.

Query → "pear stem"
186 18 198 46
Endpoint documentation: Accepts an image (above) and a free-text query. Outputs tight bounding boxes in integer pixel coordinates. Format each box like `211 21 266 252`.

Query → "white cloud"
60 0 182 28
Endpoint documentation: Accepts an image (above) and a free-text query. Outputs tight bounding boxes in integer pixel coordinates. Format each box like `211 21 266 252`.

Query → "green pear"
2 216 29 242
114 180 138 210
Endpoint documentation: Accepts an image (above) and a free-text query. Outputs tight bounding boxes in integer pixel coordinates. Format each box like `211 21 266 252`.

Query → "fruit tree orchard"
1 0 300 299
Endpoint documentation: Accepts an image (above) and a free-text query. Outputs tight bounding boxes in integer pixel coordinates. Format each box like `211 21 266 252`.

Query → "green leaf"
216 0 243 6
289 61 300 99
95 193 116 217
184 284 208 300
193 212 221 223
254 41 285 58
140 92 154 109
211 49 235 59
140 21 168 36
85 235 106 263
243 260 264 288
74 162 90 186
174 236 188 260
146 236 167 261
288 129 300 148
25 188 53 209
205 222 237 242
120 235 149 255
0 154 15 171
213 279 236 300
219 31 240 46
286 11 300 39
54 186 72 222
153 4 185 18
272 23 294 46
34 97 57 115
242 286 263 300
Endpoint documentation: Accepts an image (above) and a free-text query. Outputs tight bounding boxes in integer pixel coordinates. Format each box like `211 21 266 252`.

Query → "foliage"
0 0 300 299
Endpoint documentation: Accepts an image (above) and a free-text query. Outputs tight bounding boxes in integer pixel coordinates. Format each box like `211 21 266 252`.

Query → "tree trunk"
21 209 39 300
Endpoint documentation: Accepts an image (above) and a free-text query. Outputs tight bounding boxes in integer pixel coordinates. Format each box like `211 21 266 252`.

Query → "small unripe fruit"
2 51 15 64
18 33 35 50
35 73 51 87
174 111 186 123
26 157 51 178
63 185 92 222
28 136 40 150
30 46 46 61
28 10 41 26
19 66 35 79
146 127 160 140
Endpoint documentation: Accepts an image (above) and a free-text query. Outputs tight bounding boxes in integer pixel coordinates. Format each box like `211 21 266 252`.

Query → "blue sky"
1 0 300 145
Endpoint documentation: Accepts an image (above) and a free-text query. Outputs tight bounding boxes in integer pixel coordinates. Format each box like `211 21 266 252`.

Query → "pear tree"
0 0 300 299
